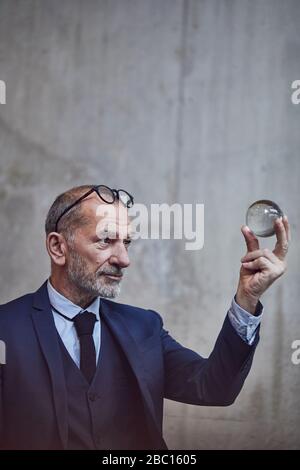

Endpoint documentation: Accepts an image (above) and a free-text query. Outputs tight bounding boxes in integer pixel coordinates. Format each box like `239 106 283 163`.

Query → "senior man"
0 184 290 450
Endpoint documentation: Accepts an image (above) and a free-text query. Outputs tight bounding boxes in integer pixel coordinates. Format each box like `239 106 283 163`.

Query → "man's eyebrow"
95 229 133 240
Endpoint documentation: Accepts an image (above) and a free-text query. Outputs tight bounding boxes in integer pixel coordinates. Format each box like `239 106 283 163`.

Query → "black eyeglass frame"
54 184 134 232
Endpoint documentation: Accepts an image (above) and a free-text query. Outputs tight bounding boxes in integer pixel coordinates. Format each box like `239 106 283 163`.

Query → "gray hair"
45 185 93 241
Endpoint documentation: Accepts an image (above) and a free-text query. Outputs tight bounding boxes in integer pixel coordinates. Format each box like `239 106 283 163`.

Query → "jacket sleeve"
0 365 3 441
156 313 259 406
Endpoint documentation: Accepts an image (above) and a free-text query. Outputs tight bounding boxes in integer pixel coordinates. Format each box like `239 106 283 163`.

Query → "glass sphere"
246 200 283 237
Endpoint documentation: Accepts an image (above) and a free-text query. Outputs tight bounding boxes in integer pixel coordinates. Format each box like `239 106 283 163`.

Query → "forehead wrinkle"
81 199 131 235
95 204 131 225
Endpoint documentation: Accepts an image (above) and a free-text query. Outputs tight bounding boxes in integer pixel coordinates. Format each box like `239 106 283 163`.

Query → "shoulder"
101 298 164 328
0 291 34 322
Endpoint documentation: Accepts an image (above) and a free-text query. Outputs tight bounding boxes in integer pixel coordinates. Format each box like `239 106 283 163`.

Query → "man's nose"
109 241 130 268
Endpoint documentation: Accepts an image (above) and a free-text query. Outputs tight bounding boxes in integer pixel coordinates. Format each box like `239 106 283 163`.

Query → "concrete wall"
0 0 299 449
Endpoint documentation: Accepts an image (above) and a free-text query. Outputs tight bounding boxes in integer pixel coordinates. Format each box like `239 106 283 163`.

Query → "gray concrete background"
0 0 299 449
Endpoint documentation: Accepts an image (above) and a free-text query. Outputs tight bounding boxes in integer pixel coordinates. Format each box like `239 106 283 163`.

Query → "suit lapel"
31 282 68 449
100 300 164 447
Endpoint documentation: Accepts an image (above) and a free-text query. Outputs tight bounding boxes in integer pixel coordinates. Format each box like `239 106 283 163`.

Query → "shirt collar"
47 279 101 320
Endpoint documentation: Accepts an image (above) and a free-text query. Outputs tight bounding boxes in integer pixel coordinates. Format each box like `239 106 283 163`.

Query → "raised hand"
236 216 290 314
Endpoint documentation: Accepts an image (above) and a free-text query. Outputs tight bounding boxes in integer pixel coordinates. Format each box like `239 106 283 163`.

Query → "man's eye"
97 238 131 247
98 237 111 245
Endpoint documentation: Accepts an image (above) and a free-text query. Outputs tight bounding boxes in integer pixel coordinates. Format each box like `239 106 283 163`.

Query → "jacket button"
88 393 98 402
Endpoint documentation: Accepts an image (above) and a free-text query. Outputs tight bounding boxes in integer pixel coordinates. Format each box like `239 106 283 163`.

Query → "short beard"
66 251 122 299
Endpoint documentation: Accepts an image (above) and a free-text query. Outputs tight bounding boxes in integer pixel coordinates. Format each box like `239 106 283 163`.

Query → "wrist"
235 290 260 315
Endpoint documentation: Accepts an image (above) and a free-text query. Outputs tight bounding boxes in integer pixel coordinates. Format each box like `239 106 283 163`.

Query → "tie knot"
73 311 97 337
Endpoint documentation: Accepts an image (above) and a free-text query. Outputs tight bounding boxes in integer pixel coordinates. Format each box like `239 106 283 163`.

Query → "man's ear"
46 232 68 266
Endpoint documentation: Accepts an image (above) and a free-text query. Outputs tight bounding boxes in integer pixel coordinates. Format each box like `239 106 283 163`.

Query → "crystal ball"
246 200 283 237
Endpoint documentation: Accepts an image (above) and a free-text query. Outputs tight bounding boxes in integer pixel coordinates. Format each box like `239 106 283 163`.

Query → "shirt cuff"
228 297 263 345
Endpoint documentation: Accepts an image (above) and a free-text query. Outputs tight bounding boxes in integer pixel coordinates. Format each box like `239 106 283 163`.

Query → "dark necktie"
73 311 97 384
50 305 98 383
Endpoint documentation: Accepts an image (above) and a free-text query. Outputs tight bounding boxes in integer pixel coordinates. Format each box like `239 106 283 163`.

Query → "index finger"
283 215 291 242
273 216 289 260
241 225 260 252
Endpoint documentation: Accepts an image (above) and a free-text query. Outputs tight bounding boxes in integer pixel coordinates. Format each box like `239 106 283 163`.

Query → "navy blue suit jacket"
0 282 259 449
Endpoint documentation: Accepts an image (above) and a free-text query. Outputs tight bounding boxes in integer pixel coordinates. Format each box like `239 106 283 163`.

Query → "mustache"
97 267 124 277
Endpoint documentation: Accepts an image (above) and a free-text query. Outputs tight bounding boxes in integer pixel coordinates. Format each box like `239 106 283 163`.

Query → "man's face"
66 197 132 299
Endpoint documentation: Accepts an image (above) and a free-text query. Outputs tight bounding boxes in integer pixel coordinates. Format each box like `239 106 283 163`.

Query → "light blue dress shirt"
47 279 262 369
47 280 101 367
228 297 263 345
